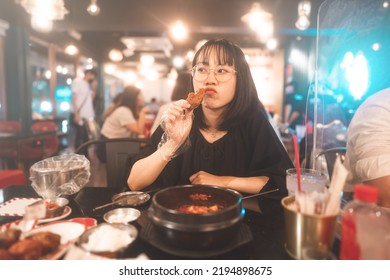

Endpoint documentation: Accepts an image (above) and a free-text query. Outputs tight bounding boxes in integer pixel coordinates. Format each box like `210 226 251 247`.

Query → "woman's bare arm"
189 171 269 194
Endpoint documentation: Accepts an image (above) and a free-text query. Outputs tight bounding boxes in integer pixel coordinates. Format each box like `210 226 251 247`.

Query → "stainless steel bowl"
111 191 150 207
77 223 138 258
103 208 141 224
29 154 90 198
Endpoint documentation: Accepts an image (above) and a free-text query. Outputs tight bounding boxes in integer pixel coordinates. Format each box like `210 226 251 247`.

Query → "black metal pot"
148 185 244 250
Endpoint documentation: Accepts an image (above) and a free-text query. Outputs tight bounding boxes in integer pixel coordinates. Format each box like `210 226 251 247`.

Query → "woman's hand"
189 171 224 186
161 100 192 145
140 106 150 116
189 172 269 194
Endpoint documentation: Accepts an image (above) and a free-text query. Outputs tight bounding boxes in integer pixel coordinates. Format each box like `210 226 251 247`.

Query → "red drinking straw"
292 135 302 192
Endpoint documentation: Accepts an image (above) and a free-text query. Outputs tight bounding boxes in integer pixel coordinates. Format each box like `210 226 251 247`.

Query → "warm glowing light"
295 15 310 30
64 44 79 55
17 0 68 32
44 70 51 79
87 0 100 16
186 50 195 62
108 49 123 62
295 1 311 30
124 71 137 84
104 64 116 75
140 54 155 66
266 38 278 50
170 20 188 41
172 56 185 69
31 16 53 32
241 3 274 42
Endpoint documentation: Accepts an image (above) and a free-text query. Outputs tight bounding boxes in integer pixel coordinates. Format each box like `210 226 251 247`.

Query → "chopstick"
242 188 279 200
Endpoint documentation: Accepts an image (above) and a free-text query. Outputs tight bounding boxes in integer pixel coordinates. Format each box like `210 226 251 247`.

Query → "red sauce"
175 204 223 214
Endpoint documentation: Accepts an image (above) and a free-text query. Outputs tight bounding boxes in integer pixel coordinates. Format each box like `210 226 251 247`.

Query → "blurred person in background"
103 93 123 120
97 85 150 162
283 81 306 131
151 72 193 134
147 97 161 116
344 87 390 208
128 38 293 197
71 69 97 152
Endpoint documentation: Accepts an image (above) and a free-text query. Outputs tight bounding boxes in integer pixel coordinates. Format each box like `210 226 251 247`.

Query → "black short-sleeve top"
134 110 293 199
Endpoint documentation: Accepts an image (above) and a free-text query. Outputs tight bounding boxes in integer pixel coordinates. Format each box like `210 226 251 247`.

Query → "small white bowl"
103 208 141 224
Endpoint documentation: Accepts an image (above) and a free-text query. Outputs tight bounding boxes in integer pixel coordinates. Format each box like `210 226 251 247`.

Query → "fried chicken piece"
8 239 44 260
0 248 16 260
0 228 22 249
186 88 206 110
27 231 61 254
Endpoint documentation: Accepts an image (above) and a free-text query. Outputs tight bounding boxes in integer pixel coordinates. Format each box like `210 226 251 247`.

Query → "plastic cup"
286 168 326 196
281 196 337 260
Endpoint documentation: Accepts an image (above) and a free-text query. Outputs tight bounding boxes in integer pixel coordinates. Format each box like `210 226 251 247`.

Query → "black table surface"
0 185 340 260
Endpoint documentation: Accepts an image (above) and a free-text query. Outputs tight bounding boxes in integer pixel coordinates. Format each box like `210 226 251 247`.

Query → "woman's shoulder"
114 106 133 115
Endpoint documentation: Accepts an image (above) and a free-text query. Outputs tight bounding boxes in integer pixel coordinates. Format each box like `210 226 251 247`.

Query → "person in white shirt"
71 69 97 151
97 85 149 162
344 87 390 207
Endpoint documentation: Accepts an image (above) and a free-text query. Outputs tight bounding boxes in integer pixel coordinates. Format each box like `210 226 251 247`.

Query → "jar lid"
354 184 379 203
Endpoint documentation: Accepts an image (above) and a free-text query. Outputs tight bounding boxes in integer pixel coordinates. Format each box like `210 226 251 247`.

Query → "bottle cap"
354 184 379 203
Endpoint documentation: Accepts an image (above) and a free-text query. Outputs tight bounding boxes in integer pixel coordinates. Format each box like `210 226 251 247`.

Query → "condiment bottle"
340 184 390 259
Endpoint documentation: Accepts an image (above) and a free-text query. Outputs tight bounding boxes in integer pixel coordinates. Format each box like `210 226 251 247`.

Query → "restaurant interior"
0 0 389 261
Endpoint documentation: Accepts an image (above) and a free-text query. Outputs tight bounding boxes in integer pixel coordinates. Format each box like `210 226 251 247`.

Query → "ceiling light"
64 43 79 55
140 54 155 66
172 56 185 69
170 20 188 41
295 15 310 30
241 2 274 42
122 48 135 57
266 38 278 50
16 0 68 32
16 0 68 20
30 16 52 32
108 48 123 62
87 0 100 16
295 1 311 30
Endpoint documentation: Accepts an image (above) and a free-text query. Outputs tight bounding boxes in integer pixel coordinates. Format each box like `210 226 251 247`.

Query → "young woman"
128 39 293 197
97 85 149 162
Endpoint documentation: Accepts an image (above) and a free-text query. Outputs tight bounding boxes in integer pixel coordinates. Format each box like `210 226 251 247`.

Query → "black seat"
315 147 347 180
75 138 149 188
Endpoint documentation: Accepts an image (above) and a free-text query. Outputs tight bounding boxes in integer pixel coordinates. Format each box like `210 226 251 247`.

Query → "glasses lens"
192 66 235 82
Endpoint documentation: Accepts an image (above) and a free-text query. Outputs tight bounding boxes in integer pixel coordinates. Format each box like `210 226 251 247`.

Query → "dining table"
0 185 341 260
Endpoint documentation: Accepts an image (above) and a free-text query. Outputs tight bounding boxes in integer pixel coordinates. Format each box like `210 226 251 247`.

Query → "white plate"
29 221 86 259
38 206 72 224
31 221 86 244
0 197 41 216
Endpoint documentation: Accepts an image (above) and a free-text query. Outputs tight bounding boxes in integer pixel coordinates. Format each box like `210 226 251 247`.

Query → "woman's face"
193 48 237 111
